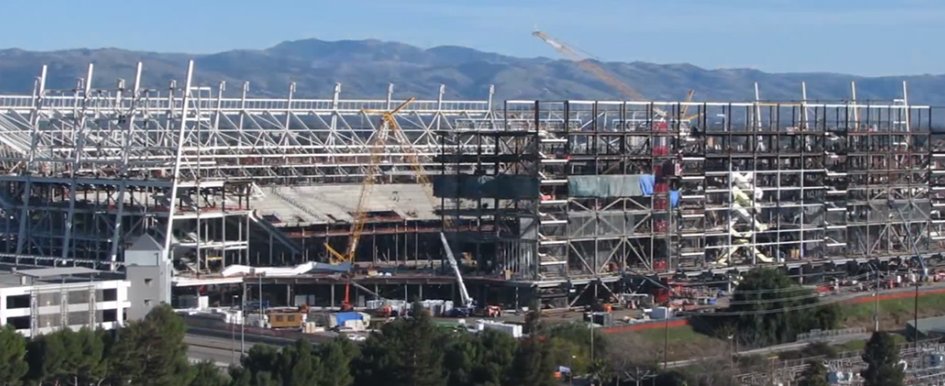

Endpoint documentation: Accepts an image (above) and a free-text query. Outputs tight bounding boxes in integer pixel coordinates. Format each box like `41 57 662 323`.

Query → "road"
663 332 871 369
184 320 320 368
183 317 338 367
185 333 253 367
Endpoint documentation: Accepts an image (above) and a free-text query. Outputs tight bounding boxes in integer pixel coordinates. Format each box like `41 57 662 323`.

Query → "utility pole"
662 310 670 370
231 294 238 364
914 265 920 343
241 279 246 355
872 263 879 332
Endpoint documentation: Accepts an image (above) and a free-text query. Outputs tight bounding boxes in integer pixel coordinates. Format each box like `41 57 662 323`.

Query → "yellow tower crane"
323 97 415 309
322 96 472 310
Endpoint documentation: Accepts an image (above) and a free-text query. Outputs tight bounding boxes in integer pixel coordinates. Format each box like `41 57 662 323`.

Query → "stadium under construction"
0 61 943 309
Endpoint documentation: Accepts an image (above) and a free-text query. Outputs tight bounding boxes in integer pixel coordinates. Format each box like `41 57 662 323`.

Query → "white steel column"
16 65 47 257
162 60 196 259
61 64 95 264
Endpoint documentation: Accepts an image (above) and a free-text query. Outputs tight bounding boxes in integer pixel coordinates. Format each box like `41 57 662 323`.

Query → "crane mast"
324 98 417 265
323 96 474 310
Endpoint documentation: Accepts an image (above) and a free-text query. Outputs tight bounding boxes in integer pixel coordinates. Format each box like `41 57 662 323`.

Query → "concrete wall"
125 234 172 321
0 279 130 338
126 262 171 321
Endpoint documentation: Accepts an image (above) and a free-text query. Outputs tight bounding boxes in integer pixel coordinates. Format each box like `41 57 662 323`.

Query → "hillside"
1 38 943 105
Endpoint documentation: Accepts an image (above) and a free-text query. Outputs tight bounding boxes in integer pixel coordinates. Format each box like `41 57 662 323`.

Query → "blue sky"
1 0 940 76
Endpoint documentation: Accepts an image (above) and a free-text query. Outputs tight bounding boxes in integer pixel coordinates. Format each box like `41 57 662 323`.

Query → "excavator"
323 97 478 314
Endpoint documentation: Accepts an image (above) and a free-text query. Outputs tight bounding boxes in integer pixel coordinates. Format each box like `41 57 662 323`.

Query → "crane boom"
323 95 475 310
324 97 417 264
532 31 646 102
365 99 472 309
531 30 704 122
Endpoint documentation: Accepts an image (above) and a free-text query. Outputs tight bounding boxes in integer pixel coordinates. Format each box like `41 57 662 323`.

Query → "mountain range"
0 38 943 106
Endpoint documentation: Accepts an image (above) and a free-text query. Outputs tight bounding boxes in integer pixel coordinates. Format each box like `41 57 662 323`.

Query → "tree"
230 344 282 386
316 336 357 386
508 336 556 386
189 361 228 386
108 304 194 385
653 370 690 386
797 360 828 386
523 299 542 335
280 340 322 386
442 333 477 386
0 325 28 386
697 268 840 346
470 329 516 386
861 331 904 386
354 302 445 386
506 299 555 386
22 327 108 385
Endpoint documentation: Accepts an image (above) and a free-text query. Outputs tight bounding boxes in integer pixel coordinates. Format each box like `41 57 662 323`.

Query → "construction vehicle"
442 232 476 316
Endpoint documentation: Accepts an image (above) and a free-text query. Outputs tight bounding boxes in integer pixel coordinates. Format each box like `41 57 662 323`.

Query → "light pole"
230 294 238 364
569 355 576 386
241 279 246 356
871 263 880 332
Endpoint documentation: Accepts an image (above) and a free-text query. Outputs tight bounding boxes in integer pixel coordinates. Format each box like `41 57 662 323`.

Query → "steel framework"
438 85 943 306
0 61 942 308
0 61 497 272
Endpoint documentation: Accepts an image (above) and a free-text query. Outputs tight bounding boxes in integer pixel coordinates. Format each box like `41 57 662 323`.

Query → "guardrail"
796 327 867 342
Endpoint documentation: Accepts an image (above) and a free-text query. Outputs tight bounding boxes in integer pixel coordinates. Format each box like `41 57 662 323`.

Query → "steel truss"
440 88 941 302
0 61 941 293
0 61 498 271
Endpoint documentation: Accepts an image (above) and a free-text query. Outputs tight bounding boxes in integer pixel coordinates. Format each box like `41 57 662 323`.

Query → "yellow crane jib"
323 97 417 266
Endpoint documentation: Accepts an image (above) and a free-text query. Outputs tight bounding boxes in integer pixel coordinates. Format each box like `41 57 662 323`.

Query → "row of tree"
233 302 607 386
0 267 910 386
692 268 842 347
0 302 607 386
0 304 213 386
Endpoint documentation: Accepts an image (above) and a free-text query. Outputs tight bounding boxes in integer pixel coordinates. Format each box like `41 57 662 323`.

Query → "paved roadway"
184 319 336 368
663 332 871 369
185 333 252 368
184 325 301 368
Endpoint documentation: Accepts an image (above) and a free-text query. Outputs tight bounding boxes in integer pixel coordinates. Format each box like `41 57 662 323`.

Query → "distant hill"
1 38 943 107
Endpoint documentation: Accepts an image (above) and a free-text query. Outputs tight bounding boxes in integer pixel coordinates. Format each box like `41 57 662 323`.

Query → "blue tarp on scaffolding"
568 175 645 198
639 174 655 196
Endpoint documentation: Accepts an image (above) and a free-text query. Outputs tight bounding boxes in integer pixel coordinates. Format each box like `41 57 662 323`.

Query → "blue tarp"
670 190 680 208
335 312 363 326
568 175 643 198
639 174 655 196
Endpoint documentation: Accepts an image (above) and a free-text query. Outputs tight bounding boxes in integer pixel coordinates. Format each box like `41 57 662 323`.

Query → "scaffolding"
437 86 942 305
0 61 496 273
0 60 943 307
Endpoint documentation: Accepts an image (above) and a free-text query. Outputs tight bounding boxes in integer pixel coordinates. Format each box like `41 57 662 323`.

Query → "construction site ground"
601 284 945 365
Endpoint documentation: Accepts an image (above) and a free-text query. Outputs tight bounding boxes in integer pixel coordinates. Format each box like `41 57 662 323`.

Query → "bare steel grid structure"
0 60 942 308
0 61 497 275
437 87 943 306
